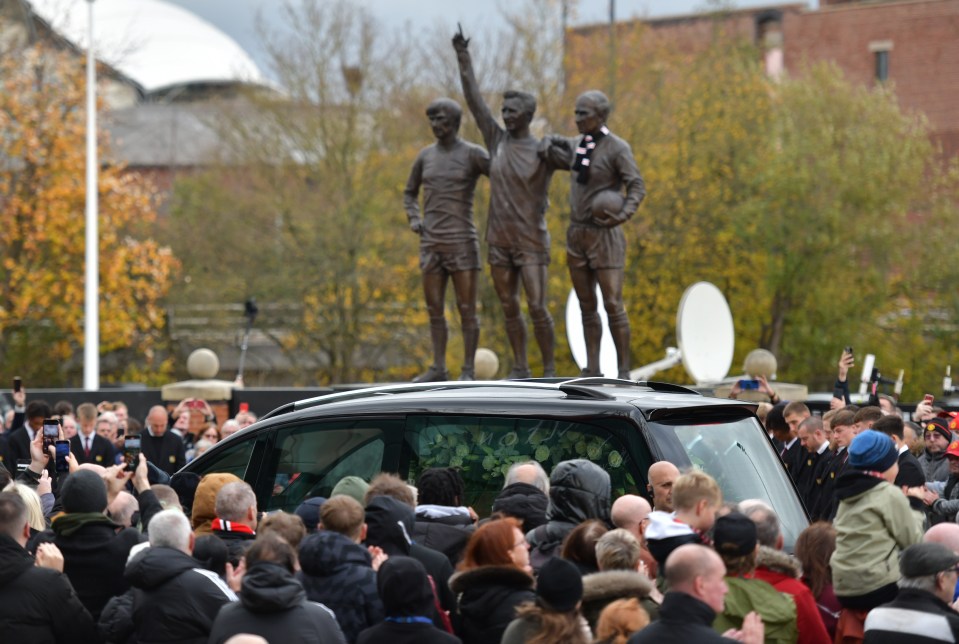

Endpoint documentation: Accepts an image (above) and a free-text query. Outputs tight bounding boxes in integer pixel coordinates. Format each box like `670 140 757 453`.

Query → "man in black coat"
211 481 258 567
209 532 347 644
32 468 143 620
629 544 764 644
7 399 50 464
0 491 99 644
103 509 237 644
778 402 811 486
864 542 959 643
815 409 858 522
796 416 834 519
365 493 456 619
874 415 926 512
142 405 186 475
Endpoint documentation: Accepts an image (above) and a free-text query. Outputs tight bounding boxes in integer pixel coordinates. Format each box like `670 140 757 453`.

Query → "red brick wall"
783 0 959 158
569 0 959 158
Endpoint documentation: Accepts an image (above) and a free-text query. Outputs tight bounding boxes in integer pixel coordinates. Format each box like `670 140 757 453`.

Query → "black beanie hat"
714 512 758 558
377 556 435 617
537 557 583 612
294 496 327 532
60 470 108 514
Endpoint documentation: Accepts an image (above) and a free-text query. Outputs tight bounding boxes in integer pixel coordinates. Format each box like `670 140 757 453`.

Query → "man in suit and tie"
70 403 115 466
767 401 808 487
796 416 834 521
142 406 186 476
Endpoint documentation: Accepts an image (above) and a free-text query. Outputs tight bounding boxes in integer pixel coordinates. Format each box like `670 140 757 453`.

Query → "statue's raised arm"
453 25 499 148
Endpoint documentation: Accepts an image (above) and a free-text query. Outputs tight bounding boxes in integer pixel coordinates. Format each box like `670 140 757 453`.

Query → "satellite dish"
565 287 619 378
629 281 735 385
677 282 734 384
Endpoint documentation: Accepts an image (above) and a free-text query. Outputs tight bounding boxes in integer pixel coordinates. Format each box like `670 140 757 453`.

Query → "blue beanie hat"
849 429 898 472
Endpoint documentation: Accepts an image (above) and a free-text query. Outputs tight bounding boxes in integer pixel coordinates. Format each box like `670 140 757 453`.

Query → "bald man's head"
665 544 728 613
224 636 269 644
611 494 652 538
648 461 681 512
924 523 959 554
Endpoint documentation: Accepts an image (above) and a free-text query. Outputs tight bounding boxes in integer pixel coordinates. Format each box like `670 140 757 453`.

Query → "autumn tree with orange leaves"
0 47 178 385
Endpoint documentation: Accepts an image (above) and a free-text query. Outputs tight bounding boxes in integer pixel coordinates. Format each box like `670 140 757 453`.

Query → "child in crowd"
644 469 722 570
830 429 923 640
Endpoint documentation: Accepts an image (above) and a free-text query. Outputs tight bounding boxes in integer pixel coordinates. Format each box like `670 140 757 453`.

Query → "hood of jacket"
299 529 371 577
191 473 243 535
721 576 796 626
492 482 548 533
449 564 534 620
365 495 415 557
644 510 701 566
754 546 800 579
835 469 885 502
0 534 34 588
415 505 473 523
544 459 611 527
582 569 654 603
124 545 198 589
240 561 306 613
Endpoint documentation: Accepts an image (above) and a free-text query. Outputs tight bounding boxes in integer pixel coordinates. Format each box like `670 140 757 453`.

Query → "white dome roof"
28 0 264 92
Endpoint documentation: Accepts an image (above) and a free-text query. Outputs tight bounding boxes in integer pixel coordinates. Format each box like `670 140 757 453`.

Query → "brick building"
570 0 959 157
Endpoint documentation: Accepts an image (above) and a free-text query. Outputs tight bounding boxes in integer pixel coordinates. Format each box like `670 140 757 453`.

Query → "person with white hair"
3 481 47 532
102 509 236 644
491 460 551 534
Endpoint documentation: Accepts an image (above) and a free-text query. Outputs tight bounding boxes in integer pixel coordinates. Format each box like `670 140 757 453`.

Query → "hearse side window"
265 422 387 512
647 416 808 549
404 415 638 515
193 433 256 480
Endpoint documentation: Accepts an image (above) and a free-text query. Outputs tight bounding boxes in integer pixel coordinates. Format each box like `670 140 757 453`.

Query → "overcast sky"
165 0 815 74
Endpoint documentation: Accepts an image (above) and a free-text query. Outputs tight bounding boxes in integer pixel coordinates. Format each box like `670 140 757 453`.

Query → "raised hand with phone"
830 347 855 409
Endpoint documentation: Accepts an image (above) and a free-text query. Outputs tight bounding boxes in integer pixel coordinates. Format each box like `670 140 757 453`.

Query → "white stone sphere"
474 348 500 380
187 348 220 380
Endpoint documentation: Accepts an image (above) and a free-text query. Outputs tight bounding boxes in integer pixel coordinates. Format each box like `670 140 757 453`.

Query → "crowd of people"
2 352 959 643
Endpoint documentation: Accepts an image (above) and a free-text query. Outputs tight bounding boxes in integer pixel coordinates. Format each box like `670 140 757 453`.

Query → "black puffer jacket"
0 534 98 644
298 530 383 643
491 482 548 533
209 561 347 644
413 505 475 566
121 545 236 644
32 514 143 620
526 459 611 572
449 564 535 644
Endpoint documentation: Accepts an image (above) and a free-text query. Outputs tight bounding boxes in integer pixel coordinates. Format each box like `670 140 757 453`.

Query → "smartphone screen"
123 437 141 472
739 379 761 390
924 394 935 405
55 440 70 473
42 418 60 451
12 376 21 393
15 459 30 473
